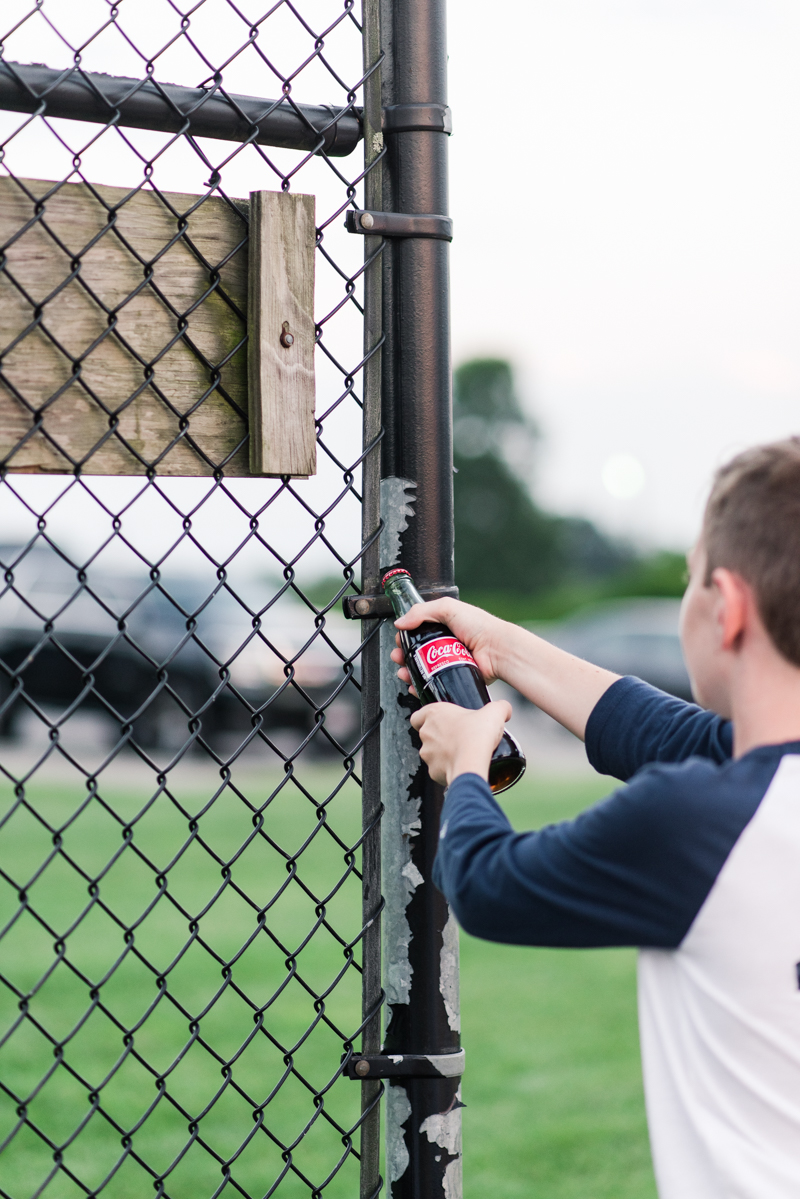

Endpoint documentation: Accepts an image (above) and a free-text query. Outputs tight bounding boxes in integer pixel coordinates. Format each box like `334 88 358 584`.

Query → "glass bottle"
383 568 526 793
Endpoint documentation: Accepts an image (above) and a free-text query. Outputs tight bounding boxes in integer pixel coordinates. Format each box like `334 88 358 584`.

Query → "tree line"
453 358 685 622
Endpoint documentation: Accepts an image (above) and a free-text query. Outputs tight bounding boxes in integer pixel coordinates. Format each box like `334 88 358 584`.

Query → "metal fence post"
360 1 386 1196
378 0 461 1194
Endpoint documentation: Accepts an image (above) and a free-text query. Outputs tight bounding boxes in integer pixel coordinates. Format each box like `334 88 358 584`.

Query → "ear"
710 568 751 651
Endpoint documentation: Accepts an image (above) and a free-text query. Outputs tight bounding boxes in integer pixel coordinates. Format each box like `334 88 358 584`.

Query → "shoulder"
556 748 782 942
576 749 774 860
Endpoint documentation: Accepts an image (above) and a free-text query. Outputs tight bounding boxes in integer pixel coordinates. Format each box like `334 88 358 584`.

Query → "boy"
390 439 800 1198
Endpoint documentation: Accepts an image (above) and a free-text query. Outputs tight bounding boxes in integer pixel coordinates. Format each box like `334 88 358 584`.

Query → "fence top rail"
0 60 362 158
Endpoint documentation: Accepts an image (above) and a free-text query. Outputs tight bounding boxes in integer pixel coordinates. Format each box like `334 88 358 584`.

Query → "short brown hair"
703 437 800 665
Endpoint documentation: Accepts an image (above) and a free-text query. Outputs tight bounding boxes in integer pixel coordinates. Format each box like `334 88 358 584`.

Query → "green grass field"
0 765 656 1199
0 766 365 1199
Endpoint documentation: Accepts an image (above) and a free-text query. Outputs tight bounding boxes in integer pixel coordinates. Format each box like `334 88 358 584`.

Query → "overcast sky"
448 0 800 549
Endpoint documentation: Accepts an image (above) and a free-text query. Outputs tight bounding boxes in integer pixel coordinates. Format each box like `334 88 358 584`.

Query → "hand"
409 700 512 786
390 598 505 693
391 596 618 741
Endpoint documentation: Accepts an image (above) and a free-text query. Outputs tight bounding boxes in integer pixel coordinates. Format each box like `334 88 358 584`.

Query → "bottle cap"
381 567 411 587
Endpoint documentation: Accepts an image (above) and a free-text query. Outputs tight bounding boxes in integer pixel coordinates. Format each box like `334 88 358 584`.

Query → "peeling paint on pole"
379 478 462 1198
386 1083 412 1185
439 909 460 1033
380 476 422 1187
380 476 422 1009
420 1089 464 1199
380 477 416 569
379 631 423 1006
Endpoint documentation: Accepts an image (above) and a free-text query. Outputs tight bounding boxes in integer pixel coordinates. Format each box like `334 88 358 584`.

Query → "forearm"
393 598 619 741
489 620 619 739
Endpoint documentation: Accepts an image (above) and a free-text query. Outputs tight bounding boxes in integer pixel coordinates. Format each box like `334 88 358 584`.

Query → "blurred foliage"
453 359 686 622
462 550 687 623
607 550 688 599
301 574 358 611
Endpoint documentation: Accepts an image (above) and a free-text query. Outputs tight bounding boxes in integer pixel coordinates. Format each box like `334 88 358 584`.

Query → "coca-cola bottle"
383 567 526 793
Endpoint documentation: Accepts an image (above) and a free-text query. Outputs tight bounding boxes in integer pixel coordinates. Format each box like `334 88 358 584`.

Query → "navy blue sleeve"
432 752 779 949
585 676 733 782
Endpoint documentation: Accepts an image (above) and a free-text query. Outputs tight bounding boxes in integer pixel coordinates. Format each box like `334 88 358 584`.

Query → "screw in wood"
280 321 294 347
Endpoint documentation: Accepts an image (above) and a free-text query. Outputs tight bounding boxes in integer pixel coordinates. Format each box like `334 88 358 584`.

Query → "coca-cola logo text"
414 636 477 680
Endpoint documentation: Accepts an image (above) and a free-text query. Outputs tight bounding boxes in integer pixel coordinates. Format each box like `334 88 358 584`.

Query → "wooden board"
0 177 316 477
248 190 316 477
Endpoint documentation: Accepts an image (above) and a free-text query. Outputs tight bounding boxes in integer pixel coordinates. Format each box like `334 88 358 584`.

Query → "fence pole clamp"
345 1049 465 1080
382 103 452 134
342 585 459 620
345 209 453 242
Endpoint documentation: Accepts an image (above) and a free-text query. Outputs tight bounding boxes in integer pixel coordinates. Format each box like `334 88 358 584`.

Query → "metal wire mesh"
0 3 381 1196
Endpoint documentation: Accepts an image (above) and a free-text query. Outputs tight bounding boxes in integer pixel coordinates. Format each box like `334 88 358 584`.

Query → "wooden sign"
0 177 316 477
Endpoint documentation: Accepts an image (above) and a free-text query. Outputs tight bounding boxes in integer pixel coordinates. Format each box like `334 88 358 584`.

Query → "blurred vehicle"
534 598 692 701
0 544 360 754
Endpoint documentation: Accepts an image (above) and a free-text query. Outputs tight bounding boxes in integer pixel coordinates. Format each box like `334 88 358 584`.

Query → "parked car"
0 543 360 754
533 598 692 701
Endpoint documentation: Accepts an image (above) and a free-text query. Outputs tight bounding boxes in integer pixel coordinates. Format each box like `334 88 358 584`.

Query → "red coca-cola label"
413 636 477 681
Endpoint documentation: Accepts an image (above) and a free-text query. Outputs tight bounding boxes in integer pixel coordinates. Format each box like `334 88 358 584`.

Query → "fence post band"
342 585 459 620
382 103 452 134
346 1050 465 1080
345 210 453 241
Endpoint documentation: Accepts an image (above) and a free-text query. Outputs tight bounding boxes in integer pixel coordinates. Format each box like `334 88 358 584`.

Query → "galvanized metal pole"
378 0 462 1193
359 2 386 1196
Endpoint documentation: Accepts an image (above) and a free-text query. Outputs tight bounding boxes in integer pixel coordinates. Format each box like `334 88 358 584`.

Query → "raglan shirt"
433 677 800 1199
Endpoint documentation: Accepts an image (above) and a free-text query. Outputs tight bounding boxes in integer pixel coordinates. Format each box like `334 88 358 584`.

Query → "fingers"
410 699 510 733
409 705 426 731
407 700 513 786
464 699 511 740
393 599 457 630
390 641 412 687
481 700 512 747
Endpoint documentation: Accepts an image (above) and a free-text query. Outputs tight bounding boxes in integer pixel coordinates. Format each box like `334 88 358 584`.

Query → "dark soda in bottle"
383 567 526 793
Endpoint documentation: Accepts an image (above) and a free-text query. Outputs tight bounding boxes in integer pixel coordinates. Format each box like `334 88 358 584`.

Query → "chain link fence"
0 3 384 1196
